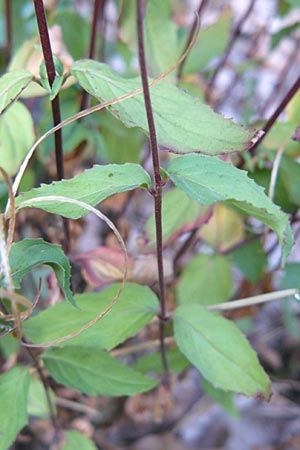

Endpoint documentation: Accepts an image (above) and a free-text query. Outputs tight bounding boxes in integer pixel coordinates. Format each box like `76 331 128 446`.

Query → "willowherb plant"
0 0 299 448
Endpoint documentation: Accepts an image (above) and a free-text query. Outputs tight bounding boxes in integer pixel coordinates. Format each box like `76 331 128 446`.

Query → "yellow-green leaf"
0 101 34 178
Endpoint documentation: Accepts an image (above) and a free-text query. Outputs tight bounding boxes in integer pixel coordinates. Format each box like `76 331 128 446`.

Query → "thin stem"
136 2 161 187
4 0 12 63
33 0 70 254
221 233 259 255
206 0 256 103
55 396 103 420
89 0 105 60
173 228 199 269
80 0 106 111
268 145 285 201
24 343 60 442
173 207 214 268
208 288 298 311
136 0 169 383
250 72 300 153
111 336 175 357
177 0 208 81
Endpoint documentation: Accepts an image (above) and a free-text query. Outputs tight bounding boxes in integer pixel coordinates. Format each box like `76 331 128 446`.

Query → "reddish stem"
80 0 106 111
250 72 300 153
136 0 169 383
33 0 70 253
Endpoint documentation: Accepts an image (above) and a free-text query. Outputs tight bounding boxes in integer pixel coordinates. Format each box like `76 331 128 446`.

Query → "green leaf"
0 101 35 178
62 430 98 450
280 263 300 289
144 0 177 82
0 69 33 114
177 254 233 306
9 239 73 305
70 60 253 155
287 91 300 123
118 0 136 51
133 348 190 375
182 9 232 74
99 111 143 164
0 367 30 450
28 375 56 419
202 378 239 419
249 167 298 214
43 347 157 396
233 239 267 283
16 163 151 219
174 304 271 399
279 156 300 207
145 188 207 247
249 155 300 213
24 283 159 349
39 57 64 101
0 334 19 359
167 154 293 264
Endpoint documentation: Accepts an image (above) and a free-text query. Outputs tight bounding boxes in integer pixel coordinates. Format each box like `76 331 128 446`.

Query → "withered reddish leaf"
75 247 134 287
75 247 174 287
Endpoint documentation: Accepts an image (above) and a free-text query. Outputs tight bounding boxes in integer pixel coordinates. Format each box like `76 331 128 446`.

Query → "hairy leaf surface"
0 101 34 178
71 60 253 155
10 239 73 304
174 304 271 399
24 283 159 349
0 367 30 450
16 163 151 219
43 347 157 396
177 254 233 305
0 69 33 114
168 154 293 263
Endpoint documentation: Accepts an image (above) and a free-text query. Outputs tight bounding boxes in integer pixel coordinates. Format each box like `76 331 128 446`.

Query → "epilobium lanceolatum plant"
0 0 299 448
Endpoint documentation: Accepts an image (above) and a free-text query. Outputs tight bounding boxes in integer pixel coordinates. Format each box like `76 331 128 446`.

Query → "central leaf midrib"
177 315 265 389
44 354 150 386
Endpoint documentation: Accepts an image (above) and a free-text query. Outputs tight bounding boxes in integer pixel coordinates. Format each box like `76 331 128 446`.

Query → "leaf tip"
255 389 272 402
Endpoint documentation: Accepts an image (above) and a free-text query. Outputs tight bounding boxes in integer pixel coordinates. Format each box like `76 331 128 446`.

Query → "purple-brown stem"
4 0 12 63
177 0 208 81
173 228 199 270
33 0 70 254
250 71 300 154
136 0 169 383
206 0 256 103
80 0 106 111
